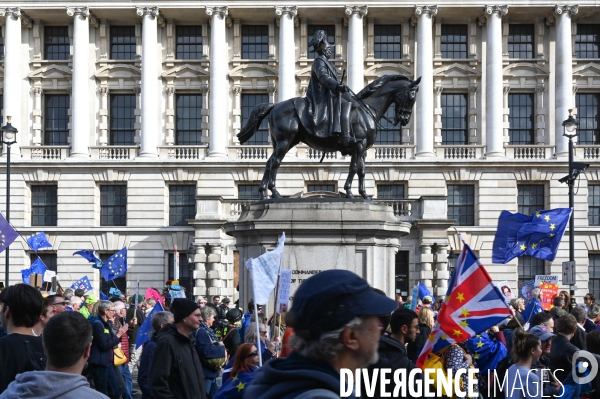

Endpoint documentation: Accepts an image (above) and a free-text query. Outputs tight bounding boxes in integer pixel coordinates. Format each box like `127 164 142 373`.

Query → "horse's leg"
344 147 359 199
358 145 371 200
267 139 291 198
258 158 273 200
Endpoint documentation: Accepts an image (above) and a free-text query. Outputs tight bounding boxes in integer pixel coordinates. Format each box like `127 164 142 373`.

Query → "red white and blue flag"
416 238 512 368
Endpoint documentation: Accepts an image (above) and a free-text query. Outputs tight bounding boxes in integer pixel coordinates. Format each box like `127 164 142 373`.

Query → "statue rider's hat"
308 30 333 52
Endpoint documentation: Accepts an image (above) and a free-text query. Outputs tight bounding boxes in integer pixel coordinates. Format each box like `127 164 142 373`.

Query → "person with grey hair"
588 302 600 330
523 288 544 324
195 305 226 399
570 306 587 350
62 288 74 301
550 296 567 321
245 269 397 399
245 322 279 365
138 311 173 399
67 296 83 312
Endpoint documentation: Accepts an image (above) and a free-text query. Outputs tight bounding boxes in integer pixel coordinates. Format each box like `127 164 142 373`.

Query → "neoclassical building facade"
0 1 599 302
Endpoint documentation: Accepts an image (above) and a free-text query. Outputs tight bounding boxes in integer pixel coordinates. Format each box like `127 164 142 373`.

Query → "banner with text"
276 269 292 314
534 274 559 311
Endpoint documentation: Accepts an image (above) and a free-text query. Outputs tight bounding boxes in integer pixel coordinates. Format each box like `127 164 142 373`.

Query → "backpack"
23 339 47 371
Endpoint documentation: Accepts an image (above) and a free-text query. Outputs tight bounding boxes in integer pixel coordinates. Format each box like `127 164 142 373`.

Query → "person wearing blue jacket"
240 300 262 343
137 311 173 399
195 306 227 399
89 300 128 399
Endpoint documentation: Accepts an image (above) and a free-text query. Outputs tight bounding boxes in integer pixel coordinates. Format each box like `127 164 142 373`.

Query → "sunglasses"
247 351 258 358
52 302 66 306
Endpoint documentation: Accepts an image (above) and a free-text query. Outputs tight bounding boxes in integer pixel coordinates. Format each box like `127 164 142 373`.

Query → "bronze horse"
238 75 420 200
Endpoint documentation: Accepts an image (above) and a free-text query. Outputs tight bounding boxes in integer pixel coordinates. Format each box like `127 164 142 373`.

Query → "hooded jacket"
149 323 206 399
244 351 352 399
0 371 108 399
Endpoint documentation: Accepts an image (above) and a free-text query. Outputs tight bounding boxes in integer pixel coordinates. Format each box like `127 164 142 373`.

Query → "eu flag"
465 333 508 375
100 291 109 300
27 232 52 253
30 258 48 282
136 302 164 348
492 208 572 264
418 282 432 300
73 250 103 269
71 276 93 292
100 248 127 281
0 213 19 254
21 268 32 284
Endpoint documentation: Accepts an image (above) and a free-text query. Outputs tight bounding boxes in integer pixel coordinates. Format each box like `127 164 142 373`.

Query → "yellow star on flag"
236 382 246 392
428 334 436 341
474 353 480 359
476 341 484 348
456 292 465 302
232 375 238 382
550 223 556 230
461 308 470 317
545 215 550 222
460 320 469 328
531 243 537 249
536 212 541 217
453 330 462 337
549 233 555 237
441 335 448 340
520 243 526 250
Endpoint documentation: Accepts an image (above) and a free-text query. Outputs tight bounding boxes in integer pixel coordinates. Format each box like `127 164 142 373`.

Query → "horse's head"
393 76 421 126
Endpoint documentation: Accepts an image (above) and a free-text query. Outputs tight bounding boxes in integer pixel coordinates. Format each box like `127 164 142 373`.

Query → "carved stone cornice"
267 85 277 95
275 6 297 18
200 85 209 95
99 86 109 96
434 85 443 95
0 7 32 28
536 84 546 93
206 6 228 18
555 5 579 16
66 6 90 18
232 86 242 95
503 85 511 94
166 86 175 96
484 5 509 16
32 87 43 96
345 5 368 18
469 85 479 93
414 5 438 18
136 6 160 18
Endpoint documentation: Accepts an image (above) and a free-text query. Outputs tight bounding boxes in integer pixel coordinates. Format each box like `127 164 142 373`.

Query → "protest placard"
534 275 559 311
276 269 292 314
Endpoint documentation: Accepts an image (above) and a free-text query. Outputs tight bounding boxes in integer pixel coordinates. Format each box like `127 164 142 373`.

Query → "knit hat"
171 298 200 323
130 294 144 304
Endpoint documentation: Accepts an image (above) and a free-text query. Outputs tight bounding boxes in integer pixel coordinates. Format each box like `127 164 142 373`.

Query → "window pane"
44 95 70 145
176 26 203 60
307 25 335 59
508 25 534 59
110 95 136 145
441 25 468 59
375 103 401 144
176 94 203 145
307 184 335 192
518 185 544 216
100 185 127 226
30 253 58 273
576 94 600 145
589 254 600 299
377 185 405 199
576 25 600 59
44 26 70 61
395 251 410 296
447 185 474 226
374 25 401 59
110 26 136 60
589 185 600 226
518 256 544 288
32 185 57 226
169 185 196 226
241 94 269 145
441 94 468 144
242 26 268 60
508 94 534 144
238 185 261 200
0 35 4 60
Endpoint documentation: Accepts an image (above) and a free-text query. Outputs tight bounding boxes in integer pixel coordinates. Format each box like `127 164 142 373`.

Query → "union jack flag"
416 240 512 368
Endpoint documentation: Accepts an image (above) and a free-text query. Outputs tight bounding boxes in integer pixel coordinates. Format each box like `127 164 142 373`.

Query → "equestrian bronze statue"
238 30 420 200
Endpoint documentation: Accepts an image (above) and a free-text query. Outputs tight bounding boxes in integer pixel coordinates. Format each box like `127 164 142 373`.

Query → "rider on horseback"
305 30 358 149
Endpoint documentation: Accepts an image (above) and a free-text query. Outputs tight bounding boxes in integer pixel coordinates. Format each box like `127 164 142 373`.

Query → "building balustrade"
438 145 486 160
506 145 554 160
21 146 69 160
159 145 207 160
90 146 138 160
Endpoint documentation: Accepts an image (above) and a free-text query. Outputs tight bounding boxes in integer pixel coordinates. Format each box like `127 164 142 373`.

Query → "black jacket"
0 334 44 393
584 318 597 333
149 324 206 399
89 318 119 366
137 333 157 399
549 334 579 381
407 323 431 362
570 325 587 350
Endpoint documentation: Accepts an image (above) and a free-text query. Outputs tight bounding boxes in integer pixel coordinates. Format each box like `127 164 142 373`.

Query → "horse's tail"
237 103 275 144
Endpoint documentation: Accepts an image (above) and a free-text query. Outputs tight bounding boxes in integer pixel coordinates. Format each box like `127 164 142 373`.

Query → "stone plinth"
225 198 411 311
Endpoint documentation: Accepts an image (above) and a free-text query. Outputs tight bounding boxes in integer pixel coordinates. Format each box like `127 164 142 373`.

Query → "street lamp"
447 247 458 278
187 243 196 300
560 110 588 310
1 116 17 288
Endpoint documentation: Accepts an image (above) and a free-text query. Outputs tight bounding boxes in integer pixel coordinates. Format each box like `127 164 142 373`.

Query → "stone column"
192 244 207 300
165 86 175 145
345 5 368 92
419 243 434 294
414 5 437 158
207 244 223 297
434 244 449 298
32 88 42 145
2 8 23 154
555 5 578 158
206 7 229 158
67 7 91 157
136 6 159 158
275 6 297 102
99 86 109 145
484 5 508 157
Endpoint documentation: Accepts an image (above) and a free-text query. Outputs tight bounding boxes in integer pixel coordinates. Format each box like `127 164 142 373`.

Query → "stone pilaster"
275 6 297 102
345 5 368 92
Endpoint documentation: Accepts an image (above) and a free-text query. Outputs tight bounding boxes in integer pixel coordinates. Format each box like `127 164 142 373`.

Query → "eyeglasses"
259 331 267 335
246 351 258 358
107 309 115 312
52 302 66 306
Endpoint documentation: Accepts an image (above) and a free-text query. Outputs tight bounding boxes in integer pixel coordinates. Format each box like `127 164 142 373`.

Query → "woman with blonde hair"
407 307 434 361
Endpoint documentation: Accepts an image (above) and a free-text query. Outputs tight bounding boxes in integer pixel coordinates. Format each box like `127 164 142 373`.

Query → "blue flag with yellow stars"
27 232 52 253
523 298 544 324
0 212 19 254
492 208 572 264
30 258 48 282
135 301 164 349
71 276 93 292
213 369 258 399
73 250 103 269
100 247 127 281
465 333 508 375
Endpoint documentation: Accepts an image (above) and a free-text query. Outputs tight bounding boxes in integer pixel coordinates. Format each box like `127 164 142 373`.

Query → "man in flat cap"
245 269 397 399
302 30 358 150
150 298 206 399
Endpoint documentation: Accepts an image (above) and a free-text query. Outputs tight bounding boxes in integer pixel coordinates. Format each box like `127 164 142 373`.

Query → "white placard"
276 269 292 314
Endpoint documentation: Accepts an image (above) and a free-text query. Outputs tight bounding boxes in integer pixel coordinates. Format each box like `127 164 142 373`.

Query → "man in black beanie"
150 298 206 399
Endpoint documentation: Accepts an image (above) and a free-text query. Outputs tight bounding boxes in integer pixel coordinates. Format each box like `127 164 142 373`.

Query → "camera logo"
572 350 598 384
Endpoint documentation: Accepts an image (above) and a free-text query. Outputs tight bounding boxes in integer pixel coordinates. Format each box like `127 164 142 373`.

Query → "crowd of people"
1 276 600 399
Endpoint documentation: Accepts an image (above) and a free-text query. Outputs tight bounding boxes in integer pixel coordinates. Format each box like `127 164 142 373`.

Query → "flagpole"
270 254 283 340
254 301 262 367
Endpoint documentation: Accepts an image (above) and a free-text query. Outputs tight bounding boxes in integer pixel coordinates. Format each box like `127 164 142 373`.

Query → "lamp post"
1 117 17 287
187 243 196 300
447 247 458 279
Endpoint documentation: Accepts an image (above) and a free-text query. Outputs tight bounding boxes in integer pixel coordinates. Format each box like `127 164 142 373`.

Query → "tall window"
100 253 126 295
307 184 335 192
307 25 335 59
508 94 534 144
242 25 268 60
44 95 70 145
518 256 544 288
441 25 468 59
176 26 202 59
590 254 600 299
100 185 127 226
168 252 191 299
589 185 600 226
110 26 136 60
169 185 196 226
576 94 600 145
374 25 401 59
44 26 69 60
110 95 136 145
30 253 57 273
375 103 401 144
238 185 260 200
575 25 600 59
395 251 410 297
241 94 269 145
175 94 202 145
518 185 544 216
377 185 405 199
441 94 468 145
0 35 4 60
508 25 534 59
447 185 474 226
32 185 57 226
